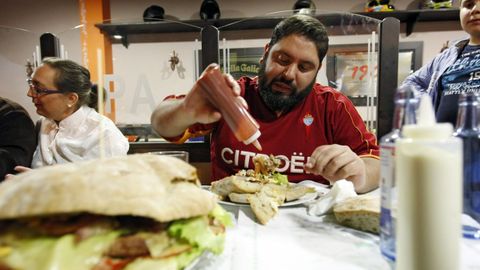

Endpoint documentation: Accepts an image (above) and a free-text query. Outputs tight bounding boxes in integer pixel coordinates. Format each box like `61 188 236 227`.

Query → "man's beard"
258 61 315 113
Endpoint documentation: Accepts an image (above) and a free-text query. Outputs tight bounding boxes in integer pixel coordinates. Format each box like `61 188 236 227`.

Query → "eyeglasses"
26 78 68 96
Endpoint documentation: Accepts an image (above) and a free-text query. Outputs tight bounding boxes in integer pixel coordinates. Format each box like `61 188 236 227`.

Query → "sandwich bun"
0 153 217 221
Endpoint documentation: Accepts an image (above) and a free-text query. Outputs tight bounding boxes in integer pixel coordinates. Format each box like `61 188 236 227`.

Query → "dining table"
194 190 480 270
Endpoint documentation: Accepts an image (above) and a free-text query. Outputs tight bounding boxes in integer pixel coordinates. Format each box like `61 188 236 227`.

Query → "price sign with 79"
350 64 378 82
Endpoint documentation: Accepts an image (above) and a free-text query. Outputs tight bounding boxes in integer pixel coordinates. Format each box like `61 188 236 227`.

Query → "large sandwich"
0 154 231 270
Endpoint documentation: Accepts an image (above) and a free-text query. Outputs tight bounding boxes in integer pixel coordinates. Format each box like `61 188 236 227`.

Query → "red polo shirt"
167 77 379 184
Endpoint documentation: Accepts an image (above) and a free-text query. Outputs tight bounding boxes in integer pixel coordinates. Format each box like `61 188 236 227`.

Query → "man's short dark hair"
269 14 329 63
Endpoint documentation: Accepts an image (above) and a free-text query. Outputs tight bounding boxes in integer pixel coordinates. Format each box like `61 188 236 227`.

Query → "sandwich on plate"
0 154 231 270
210 154 315 225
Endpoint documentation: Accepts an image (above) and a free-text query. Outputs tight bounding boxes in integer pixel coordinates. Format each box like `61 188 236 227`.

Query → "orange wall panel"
78 0 115 121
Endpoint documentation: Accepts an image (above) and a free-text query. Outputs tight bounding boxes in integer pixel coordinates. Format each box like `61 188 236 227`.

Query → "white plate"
202 184 319 207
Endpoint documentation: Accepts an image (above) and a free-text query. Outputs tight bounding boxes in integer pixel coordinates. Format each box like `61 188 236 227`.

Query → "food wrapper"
307 180 357 216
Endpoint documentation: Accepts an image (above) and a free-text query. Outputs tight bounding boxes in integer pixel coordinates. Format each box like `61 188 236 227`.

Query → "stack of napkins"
307 180 357 216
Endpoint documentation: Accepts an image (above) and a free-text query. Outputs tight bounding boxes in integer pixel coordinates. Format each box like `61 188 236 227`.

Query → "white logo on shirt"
220 147 311 174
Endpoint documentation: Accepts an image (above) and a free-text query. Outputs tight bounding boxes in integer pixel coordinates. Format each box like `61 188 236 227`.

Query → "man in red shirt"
151 15 380 193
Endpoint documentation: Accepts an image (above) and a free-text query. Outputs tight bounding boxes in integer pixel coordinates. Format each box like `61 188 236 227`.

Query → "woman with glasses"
24 57 129 168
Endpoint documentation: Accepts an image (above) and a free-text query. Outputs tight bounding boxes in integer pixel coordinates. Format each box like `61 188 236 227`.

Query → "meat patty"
105 235 150 258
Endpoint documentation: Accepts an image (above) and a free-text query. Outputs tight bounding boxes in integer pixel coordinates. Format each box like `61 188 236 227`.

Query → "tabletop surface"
194 201 480 270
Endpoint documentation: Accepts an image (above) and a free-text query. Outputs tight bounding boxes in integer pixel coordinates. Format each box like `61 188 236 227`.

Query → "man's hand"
304 144 372 193
182 64 243 124
151 63 244 138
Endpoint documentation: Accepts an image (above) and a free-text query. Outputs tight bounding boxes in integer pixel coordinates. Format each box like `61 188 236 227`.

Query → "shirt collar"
58 106 89 129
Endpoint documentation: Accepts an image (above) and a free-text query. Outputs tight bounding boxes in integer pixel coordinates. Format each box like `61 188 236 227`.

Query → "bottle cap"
403 95 453 139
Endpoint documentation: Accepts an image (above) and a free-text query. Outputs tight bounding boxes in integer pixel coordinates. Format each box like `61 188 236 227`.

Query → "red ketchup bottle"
198 65 262 151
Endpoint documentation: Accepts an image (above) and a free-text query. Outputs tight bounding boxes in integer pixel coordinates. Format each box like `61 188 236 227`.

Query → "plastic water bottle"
453 92 480 239
379 86 417 264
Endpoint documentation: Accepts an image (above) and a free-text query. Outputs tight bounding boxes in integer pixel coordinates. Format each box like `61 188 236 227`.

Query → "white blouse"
32 106 129 168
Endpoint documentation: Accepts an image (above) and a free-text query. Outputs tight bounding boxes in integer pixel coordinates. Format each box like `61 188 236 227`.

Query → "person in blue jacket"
401 0 480 126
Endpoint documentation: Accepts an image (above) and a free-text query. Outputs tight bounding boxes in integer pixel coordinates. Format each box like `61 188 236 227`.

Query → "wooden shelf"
96 9 459 40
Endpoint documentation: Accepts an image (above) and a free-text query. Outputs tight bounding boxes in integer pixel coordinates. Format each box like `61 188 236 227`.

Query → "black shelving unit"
96 9 459 40
358 9 459 35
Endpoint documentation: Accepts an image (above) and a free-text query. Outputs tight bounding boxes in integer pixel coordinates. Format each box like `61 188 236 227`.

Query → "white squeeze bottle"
379 86 417 264
396 95 462 270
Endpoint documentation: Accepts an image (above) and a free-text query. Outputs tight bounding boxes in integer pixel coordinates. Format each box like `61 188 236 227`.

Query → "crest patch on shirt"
303 113 314 141
303 113 314 126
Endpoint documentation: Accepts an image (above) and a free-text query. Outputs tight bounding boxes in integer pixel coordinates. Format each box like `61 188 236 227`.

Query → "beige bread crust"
231 176 263 193
247 189 279 225
285 184 315 202
262 183 287 205
333 195 380 234
0 154 217 222
228 193 252 204
210 177 236 197
210 175 262 197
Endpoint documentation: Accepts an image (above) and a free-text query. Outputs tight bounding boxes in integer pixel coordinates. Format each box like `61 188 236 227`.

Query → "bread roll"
333 195 380 234
0 153 217 222
210 175 262 197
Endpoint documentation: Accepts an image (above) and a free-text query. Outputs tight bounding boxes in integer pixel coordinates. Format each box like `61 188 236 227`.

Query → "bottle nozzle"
252 140 262 151
418 95 436 126
403 94 453 139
